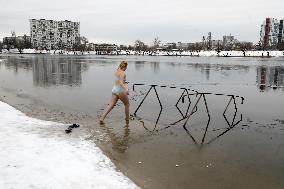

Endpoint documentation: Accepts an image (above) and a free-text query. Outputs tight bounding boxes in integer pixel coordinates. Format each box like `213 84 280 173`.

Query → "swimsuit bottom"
112 85 125 95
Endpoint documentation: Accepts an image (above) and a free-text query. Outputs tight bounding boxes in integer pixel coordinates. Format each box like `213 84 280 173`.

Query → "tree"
277 42 284 51
215 42 223 55
134 40 146 51
127 45 134 51
254 41 263 50
0 41 3 52
234 42 253 56
79 36 88 52
3 37 16 51
23 35 32 49
167 43 176 51
195 43 203 52
16 39 25 53
188 43 202 52
119 45 128 50
223 43 234 51
72 41 80 51
152 37 161 50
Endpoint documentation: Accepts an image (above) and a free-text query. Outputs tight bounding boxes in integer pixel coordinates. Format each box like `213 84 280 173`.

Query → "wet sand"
1 86 283 189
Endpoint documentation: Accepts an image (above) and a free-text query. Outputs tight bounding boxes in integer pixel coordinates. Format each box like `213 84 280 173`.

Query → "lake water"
0 54 283 188
0 55 283 121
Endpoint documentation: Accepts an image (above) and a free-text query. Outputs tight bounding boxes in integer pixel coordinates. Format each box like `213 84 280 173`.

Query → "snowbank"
0 101 139 189
1 48 284 57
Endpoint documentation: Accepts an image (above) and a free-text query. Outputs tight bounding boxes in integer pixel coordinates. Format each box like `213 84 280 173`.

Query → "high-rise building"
30 19 80 50
260 18 279 48
207 32 212 50
278 20 284 43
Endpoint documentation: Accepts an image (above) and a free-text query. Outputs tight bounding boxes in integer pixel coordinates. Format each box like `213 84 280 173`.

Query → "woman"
99 61 129 124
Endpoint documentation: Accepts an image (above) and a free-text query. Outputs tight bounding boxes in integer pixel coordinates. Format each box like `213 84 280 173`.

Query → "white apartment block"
30 19 80 50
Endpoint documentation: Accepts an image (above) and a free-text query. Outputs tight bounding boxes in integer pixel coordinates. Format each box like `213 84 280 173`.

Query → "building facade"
260 18 279 48
94 43 117 52
278 20 284 43
30 19 80 50
177 42 190 50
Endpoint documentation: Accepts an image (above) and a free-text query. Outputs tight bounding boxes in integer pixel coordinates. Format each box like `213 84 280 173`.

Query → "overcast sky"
0 0 283 45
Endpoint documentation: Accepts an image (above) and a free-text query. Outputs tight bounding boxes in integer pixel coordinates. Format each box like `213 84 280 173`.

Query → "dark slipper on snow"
71 123 80 128
65 124 80 133
65 127 72 133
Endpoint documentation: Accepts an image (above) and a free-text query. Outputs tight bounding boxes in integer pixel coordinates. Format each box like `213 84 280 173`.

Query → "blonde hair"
118 61 128 69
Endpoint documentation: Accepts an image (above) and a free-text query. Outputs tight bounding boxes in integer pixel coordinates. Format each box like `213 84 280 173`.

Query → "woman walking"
99 61 129 124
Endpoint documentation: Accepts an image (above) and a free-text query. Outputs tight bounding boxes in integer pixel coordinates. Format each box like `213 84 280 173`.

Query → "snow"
1 48 284 57
0 101 139 189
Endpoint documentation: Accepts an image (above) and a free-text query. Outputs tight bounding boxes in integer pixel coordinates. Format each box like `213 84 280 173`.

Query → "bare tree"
153 37 161 50
277 42 284 51
23 35 32 49
16 39 25 53
0 41 3 52
235 42 253 56
80 36 88 51
134 40 146 51
127 45 134 51
215 42 223 55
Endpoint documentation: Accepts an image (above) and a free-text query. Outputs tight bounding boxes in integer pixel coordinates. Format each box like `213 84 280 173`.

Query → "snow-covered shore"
1 49 284 57
0 101 139 189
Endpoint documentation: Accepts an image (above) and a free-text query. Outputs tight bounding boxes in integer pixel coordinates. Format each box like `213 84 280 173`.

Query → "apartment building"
278 20 284 43
260 18 279 48
30 19 80 50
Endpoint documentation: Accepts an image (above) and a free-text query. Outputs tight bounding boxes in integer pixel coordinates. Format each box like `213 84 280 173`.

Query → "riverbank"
1 49 284 57
0 100 139 189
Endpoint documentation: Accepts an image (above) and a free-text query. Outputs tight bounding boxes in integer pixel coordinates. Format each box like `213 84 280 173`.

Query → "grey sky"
0 0 283 45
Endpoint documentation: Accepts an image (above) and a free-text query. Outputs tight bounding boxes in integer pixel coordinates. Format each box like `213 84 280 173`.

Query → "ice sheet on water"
0 101 139 189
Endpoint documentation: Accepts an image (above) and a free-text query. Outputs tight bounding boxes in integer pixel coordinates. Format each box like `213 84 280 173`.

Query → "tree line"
1 35 284 52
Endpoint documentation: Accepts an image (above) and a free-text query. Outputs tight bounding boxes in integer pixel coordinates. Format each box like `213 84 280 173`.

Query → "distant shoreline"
1 49 284 57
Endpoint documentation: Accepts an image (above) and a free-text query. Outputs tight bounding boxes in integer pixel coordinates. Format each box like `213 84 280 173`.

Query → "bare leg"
100 94 119 123
118 92 130 123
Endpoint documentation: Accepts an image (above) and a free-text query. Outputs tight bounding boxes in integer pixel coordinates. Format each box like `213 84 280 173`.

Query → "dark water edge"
0 54 283 189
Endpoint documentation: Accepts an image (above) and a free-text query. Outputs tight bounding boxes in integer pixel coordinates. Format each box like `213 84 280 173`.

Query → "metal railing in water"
132 83 245 144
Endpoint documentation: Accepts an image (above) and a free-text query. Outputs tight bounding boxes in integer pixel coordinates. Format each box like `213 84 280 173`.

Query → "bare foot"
99 119 105 125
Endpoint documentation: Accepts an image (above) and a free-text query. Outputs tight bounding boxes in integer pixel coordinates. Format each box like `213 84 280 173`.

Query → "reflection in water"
150 62 160 73
191 63 250 80
193 64 211 80
1 55 90 87
101 124 130 153
33 58 84 87
134 61 145 71
2 56 32 72
135 61 160 73
132 84 244 146
257 66 284 92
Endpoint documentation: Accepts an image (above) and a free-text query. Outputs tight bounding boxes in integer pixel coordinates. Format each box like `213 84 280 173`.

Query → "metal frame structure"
132 83 245 144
